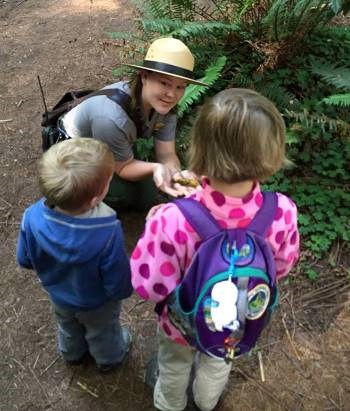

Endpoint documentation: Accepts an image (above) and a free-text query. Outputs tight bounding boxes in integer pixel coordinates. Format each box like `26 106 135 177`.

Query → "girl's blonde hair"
38 138 114 211
189 88 289 183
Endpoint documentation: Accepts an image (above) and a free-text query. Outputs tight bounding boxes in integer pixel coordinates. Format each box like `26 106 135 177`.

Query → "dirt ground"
0 1 349 410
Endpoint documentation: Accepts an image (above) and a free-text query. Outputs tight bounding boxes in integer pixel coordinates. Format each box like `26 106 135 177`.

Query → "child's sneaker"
64 351 89 366
97 327 132 373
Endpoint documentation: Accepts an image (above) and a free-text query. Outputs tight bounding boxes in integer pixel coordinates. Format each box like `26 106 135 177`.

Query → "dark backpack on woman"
39 80 142 151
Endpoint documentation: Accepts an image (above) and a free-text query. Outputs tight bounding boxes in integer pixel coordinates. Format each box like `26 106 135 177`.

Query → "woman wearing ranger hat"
61 37 206 211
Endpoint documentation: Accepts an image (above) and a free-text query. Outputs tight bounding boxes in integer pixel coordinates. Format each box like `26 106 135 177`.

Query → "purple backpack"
166 192 278 362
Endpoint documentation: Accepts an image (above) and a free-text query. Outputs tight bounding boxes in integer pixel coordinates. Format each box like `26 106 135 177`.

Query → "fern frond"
311 65 350 90
318 26 350 41
133 0 195 20
254 80 297 111
111 67 132 78
322 93 350 107
139 19 241 40
107 32 141 41
231 73 253 88
262 0 292 40
177 56 227 117
285 109 350 134
169 21 241 40
138 18 185 35
261 0 332 41
167 0 195 20
134 0 171 19
237 0 256 19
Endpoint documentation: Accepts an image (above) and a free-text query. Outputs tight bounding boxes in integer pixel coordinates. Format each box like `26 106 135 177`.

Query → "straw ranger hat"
126 38 208 86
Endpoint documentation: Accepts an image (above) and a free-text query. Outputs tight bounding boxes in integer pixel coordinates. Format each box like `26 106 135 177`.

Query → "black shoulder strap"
75 88 143 138
47 88 143 138
42 88 122 127
63 88 123 110
105 89 143 138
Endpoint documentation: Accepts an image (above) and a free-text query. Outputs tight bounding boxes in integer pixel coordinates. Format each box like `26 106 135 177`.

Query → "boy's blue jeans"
52 299 127 366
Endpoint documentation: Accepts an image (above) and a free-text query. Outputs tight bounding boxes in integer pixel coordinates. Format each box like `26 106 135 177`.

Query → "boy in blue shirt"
16 138 132 372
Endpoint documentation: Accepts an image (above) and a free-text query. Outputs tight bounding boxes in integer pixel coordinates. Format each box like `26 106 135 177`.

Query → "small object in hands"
173 177 199 188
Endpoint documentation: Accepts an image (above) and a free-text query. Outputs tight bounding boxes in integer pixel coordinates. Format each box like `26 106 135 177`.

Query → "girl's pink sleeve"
130 205 194 303
268 194 300 279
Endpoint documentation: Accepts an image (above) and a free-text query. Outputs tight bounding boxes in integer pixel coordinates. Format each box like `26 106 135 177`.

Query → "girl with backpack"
60 38 206 211
131 88 300 411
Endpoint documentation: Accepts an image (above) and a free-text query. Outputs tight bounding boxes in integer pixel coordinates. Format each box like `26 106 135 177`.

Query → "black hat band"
143 60 194 79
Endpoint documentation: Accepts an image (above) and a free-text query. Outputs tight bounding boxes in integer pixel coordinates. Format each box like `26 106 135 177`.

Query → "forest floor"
0 1 349 410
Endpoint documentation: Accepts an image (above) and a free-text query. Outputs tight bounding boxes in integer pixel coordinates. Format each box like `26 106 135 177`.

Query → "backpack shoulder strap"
47 89 122 120
69 88 143 138
174 198 222 241
103 88 131 108
247 192 278 236
106 89 143 138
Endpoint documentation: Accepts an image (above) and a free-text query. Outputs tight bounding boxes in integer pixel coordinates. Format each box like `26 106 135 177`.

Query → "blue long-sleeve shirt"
16 199 132 310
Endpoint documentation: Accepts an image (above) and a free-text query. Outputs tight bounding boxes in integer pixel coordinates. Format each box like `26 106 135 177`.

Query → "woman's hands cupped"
153 164 201 197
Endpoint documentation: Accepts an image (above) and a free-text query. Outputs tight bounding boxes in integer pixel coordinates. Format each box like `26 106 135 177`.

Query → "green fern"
169 21 241 40
138 18 241 40
111 67 132 77
138 18 184 35
237 0 257 19
133 0 171 19
285 109 350 133
230 72 253 88
320 26 350 41
254 82 297 111
177 56 227 117
134 0 253 23
311 65 350 90
107 32 142 41
167 0 195 20
261 0 334 41
134 0 198 20
322 93 350 107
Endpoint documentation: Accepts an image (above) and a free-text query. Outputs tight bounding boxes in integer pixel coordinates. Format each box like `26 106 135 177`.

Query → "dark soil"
1 1 349 410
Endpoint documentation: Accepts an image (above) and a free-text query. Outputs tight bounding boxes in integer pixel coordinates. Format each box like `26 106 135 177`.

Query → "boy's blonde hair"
38 138 114 211
189 88 288 183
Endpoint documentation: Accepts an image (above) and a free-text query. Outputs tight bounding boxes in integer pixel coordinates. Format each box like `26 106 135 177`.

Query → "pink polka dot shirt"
131 180 300 346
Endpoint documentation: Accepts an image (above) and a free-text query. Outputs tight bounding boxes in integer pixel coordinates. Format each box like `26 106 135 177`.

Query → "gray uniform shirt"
62 81 177 161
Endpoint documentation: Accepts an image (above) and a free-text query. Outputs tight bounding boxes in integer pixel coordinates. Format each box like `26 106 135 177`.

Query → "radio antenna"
37 75 49 124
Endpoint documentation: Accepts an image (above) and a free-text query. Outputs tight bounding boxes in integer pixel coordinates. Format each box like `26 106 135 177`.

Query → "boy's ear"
89 196 99 209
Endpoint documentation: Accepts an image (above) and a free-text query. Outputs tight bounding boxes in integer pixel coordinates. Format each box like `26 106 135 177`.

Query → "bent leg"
104 174 158 212
104 175 133 210
192 353 232 411
154 330 195 411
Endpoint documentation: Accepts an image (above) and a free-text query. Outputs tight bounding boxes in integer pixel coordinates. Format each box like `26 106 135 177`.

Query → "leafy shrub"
109 0 350 267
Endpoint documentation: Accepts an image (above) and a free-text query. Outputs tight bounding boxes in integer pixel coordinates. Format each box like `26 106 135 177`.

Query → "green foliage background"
110 0 350 276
